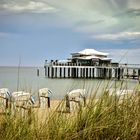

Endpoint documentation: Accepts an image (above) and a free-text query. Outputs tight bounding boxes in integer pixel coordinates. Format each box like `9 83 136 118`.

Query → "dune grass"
0 85 140 140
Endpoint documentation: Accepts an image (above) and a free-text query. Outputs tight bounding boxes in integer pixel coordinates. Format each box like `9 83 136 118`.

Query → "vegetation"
0 85 140 140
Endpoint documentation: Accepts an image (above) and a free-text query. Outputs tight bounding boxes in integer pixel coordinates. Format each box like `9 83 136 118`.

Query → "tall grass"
0 85 140 140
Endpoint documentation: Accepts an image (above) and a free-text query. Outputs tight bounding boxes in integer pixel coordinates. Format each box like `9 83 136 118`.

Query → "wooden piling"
48 67 50 78
71 68 73 78
92 68 94 78
80 68 83 78
83 68 85 78
68 68 70 78
138 69 140 76
64 68 66 78
89 68 91 78
37 68 39 76
126 68 129 78
138 69 140 83
103 68 106 79
45 66 47 77
115 68 117 79
76 68 78 78
55 67 57 78
133 69 136 79
109 68 112 79
60 67 62 78
51 67 54 78
121 68 124 79
118 68 120 80
86 68 88 78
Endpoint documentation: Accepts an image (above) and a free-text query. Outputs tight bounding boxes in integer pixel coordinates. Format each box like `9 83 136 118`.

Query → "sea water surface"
0 66 139 99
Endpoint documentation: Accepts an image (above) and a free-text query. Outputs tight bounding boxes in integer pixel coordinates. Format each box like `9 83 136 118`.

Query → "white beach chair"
38 88 52 109
106 88 139 101
11 91 35 116
12 91 34 108
66 89 86 112
0 88 11 109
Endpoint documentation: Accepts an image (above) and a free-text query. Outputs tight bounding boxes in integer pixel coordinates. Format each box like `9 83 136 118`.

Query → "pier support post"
138 69 140 83
48 67 50 78
109 68 112 79
89 68 91 78
37 68 39 76
68 68 70 78
103 68 106 79
127 68 129 78
60 67 62 78
115 68 117 79
80 68 82 78
45 66 47 77
51 67 54 78
121 68 124 79
118 68 120 80
83 68 85 78
64 68 66 78
71 68 74 78
55 68 57 78
133 69 136 79
92 68 94 78
76 68 79 78
86 68 88 78
72 68 76 78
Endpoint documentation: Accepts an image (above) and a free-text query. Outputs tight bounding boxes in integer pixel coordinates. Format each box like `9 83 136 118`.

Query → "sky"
0 0 140 66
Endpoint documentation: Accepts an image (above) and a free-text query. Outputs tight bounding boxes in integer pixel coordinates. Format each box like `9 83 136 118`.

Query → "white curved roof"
78 49 109 56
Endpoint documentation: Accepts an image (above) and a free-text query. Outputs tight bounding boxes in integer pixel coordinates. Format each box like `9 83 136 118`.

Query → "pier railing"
44 60 118 67
120 63 140 69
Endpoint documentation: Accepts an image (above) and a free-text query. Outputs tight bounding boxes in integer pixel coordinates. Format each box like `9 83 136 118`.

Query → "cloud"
1 0 140 42
92 32 140 40
1 0 140 29
125 8 140 16
0 32 13 38
76 20 104 27
0 32 19 40
115 8 140 18
0 0 57 13
128 0 140 9
102 48 140 64
47 0 140 35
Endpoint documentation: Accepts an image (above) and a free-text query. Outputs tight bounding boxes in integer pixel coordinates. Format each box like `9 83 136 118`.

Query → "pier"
120 64 140 80
44 61 125 80
44 49 140 80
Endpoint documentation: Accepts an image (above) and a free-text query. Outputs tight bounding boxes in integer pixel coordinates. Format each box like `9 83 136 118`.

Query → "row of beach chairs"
0 88 86 114
0 88 52 113
1 87 138 115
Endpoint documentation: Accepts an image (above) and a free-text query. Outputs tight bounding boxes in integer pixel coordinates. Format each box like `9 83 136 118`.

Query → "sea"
0 66 139 99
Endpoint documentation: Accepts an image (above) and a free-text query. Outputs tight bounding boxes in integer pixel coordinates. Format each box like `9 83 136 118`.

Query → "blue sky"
0 0 140 66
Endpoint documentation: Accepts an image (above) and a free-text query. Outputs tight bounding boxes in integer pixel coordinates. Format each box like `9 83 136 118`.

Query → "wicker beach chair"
0 88 11 110
38 88 52 109
66 89 86 112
